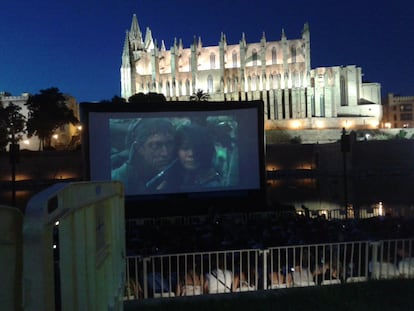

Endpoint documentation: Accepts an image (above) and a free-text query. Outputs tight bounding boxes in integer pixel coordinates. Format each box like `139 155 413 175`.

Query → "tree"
0 102 26 151
25 87 79 150
190 89 210 101
128 92 166 104
99 95 127 104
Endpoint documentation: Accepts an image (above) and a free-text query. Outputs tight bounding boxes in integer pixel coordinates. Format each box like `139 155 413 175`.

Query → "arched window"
178 81 182 96
340 76 347 106
311 95 315 116
320 94 325 117
210 53 216 69
232 51 238 68
185 79 190 96
207 75 213 93
272 47 277 64
166 81 171 97
291 46 296 63
271 72 277 89
252 49 258 66
252 74 257 91
293 71 299 88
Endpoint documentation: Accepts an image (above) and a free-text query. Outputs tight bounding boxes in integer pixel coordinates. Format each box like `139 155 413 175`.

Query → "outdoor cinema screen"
80 100 266 212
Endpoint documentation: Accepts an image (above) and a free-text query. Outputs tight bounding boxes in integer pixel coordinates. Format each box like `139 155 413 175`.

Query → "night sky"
1 0 413 102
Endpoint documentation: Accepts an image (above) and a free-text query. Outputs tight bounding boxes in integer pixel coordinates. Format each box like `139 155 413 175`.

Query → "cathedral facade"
120 14 382 130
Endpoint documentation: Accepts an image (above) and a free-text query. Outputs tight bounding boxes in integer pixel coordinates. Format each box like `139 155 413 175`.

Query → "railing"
124 238 414 300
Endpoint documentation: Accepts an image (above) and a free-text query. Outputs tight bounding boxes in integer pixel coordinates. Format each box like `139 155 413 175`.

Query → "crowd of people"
125 212 414 300
126 210 414 257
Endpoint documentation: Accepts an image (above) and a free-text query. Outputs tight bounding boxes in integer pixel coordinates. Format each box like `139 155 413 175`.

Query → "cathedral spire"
240 32 246 48
129 14 144 50
144 27 155 51
261 31 266 47
160 40 166 52
281 28 287 40
122 30 130 59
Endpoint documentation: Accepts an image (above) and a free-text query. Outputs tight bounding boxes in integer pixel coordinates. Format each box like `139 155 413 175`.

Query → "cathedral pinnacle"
281 28 286 40
122 30 130 58
129 14 144 50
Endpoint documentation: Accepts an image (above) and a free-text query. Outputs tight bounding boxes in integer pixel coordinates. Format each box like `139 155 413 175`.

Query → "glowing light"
343 120 353 128
52 134 58 139
384 122 391 129
55 221 60 226
315 120 324 129
378 201 383 216
266 165 281 171
77 125 82 131
291 120 301 129
23 139 30 145
369 120 379 128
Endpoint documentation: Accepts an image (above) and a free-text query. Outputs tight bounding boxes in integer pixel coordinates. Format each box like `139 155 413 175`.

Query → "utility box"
23 181 125 311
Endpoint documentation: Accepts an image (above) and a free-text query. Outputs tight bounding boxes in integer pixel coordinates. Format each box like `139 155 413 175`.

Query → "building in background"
382 93 414 129
0 92 81 151
120 14 382 131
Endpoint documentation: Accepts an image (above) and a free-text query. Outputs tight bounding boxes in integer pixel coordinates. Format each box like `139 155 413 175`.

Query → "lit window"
207 75 213 93
272 47 277 64
232 51 237 68
252 49 258 66
291 46 296 63
210 53 216 69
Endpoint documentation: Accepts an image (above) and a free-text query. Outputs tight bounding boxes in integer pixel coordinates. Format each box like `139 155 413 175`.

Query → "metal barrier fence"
124 238 414 300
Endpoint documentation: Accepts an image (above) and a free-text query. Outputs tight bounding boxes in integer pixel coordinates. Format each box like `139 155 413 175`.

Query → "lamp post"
9 111 19 207
340 128 350 219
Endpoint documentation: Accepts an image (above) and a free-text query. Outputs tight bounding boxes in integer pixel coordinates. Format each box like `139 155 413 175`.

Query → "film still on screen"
81 101 265 213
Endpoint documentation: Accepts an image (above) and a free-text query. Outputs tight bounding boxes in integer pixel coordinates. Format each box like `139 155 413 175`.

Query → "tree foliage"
25 87 78 150
128 92 166 104
0 102 26 151
190 89 210 101
99 95 127 104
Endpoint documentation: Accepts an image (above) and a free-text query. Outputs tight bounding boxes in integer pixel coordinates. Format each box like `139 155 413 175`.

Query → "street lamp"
341 128 350 219
9 111 20 207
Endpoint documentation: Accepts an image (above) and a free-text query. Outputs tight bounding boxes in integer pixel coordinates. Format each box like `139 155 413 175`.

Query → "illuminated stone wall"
121 14 383 130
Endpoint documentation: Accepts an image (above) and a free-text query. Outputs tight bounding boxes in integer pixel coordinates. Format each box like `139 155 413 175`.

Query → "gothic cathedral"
120 14 382 130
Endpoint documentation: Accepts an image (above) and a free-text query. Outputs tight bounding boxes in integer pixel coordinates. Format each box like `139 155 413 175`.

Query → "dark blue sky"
1 0 413 102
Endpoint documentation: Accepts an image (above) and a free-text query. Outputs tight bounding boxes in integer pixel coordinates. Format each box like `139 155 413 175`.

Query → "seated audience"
233 266 256 292
176 261 203 296
204 255 233 294
313 260 342 285
268 268 292 289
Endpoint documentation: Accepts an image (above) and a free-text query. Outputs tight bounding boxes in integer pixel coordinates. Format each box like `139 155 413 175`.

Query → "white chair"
370 261 400 279
153 292 176 298
292 268 316 287
180 285 202 296
268 283 288 289
321 279 341 286
398 258 414 277
346 276 368 283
